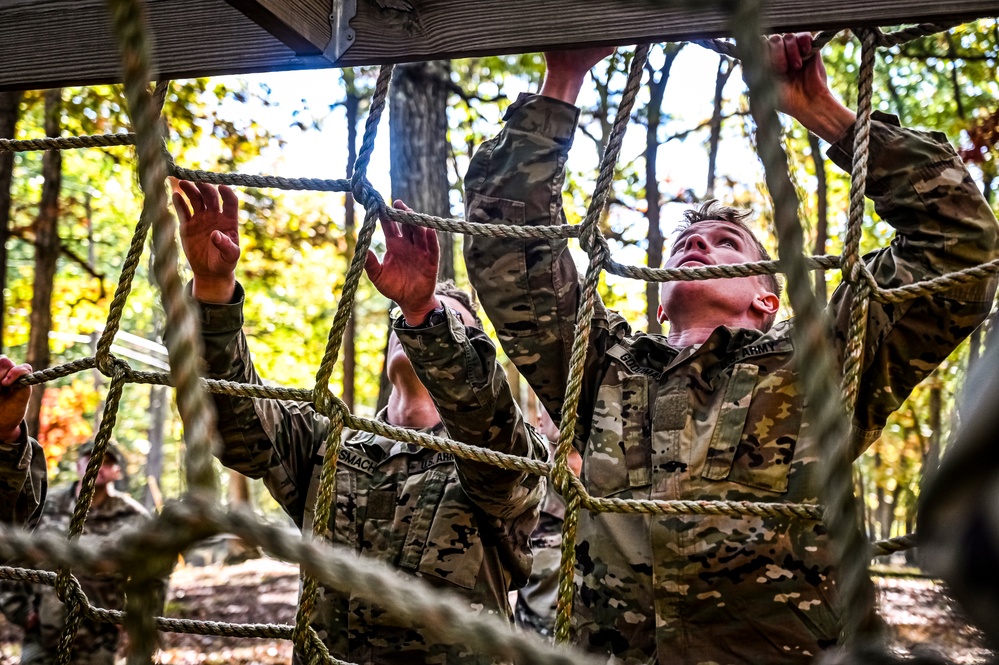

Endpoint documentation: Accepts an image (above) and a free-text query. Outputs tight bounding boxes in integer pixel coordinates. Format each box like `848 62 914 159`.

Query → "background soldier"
177 184 545 664
0 440 152 665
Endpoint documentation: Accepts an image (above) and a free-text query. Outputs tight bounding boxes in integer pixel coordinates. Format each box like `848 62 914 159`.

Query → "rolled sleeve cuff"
0 421 32 467
190 281 246 333
825 110 903 173
502 93 581 146
394 308 467 363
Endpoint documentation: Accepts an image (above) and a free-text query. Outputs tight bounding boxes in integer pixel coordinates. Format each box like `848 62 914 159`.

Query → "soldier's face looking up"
658 219 777 330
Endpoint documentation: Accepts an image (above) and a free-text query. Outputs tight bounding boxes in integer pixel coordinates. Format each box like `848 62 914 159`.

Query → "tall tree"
644 45 683 334
705 56 734 199
389 60 453 280
25 88 63 436
808 132 829 304
379 61 453 413
0 92 21 355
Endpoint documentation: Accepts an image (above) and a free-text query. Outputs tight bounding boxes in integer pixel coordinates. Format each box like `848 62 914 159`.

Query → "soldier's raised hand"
174 181 240 303
0 356 33 443
364 201 441 326
767 32 855 143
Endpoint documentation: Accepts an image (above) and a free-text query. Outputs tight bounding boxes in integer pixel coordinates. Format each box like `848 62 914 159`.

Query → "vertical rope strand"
553 45 649 643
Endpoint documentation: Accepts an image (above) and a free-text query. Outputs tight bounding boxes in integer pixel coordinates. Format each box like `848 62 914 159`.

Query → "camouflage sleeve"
0 424 48 529
395 309 547 520
463 93 627 434
197 282 330 527
825 111 999 452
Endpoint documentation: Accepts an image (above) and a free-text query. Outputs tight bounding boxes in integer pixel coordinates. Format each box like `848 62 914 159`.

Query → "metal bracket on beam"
326 0 358 63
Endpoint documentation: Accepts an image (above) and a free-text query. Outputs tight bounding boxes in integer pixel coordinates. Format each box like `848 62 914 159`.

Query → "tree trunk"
379 61 452 411
808 132 829 304
389 60 453 281
644 45 682 335
0 91 22 355
25 88 63 437
342 81 360 413
705 56 733 199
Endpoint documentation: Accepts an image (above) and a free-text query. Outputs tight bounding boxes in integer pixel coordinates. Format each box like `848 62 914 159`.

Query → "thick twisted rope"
0 500 606 665
553 43 651 644
732 4 881 651
831 28 888 647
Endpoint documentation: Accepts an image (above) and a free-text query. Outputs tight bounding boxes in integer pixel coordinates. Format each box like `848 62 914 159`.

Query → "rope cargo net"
0 1 997 663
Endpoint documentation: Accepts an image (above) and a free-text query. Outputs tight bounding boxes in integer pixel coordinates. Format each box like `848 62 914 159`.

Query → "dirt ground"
0 558 992 664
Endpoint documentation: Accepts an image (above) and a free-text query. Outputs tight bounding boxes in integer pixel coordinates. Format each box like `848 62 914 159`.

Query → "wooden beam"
1 0 997 91
224 0 331 55
0 0 331 92
329 0 999 66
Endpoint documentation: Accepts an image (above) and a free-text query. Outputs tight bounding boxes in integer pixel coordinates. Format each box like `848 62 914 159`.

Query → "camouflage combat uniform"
0 423 47 529
0 482 151 665
462 93 999 664
197 286 545 664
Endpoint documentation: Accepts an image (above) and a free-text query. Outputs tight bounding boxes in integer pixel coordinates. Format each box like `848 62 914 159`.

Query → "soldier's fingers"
768 34 788 74
410 223 428 252
784 33 803 71
400 221 417 246
363 250 382 283
426 227 439 267
172 192 192 224
219 185 239 218
196 182 221 212
178 181 204 213
380 216 402 240
393 199 413 213
5 364 32 385
0 357 10 384
796 32 813 60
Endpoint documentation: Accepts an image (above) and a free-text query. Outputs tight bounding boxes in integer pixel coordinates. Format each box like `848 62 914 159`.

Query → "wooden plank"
331 0 999 65
1 0 997 91
224 0 331 54
0 0 331 92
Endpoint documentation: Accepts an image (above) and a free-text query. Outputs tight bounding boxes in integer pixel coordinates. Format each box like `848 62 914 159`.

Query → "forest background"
1 22 997 551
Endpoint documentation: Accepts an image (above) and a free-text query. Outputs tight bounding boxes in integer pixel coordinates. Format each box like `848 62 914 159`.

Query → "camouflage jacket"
0 482 151 665
0 424 47 529
464 93 999 665
197 288 545 664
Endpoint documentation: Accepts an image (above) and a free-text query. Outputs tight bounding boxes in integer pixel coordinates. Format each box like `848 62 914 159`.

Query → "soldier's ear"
753 292 780 317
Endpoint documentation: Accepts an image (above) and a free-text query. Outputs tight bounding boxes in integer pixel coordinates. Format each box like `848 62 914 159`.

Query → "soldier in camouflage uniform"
176 186 545 664
0 356 47 528
462 35 999 664
0 440 152 665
